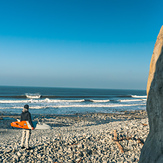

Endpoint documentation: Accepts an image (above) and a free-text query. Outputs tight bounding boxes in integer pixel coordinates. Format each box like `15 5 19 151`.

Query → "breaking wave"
0 91 147 114
25 93 41 99
131 95 147 98
0 103 146 110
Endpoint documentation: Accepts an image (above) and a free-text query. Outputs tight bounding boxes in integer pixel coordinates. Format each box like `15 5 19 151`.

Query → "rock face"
139 26 163 163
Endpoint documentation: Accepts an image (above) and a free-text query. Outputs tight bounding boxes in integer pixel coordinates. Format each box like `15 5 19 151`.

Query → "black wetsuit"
21 111 34 128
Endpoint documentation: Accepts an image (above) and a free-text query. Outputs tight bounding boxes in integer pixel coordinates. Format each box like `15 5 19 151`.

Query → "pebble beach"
0 110 148 163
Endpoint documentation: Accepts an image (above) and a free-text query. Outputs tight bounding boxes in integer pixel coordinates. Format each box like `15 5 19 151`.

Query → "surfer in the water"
20 104 34 150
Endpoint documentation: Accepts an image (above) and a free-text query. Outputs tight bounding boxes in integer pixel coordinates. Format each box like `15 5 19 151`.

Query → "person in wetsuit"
20 104 34 150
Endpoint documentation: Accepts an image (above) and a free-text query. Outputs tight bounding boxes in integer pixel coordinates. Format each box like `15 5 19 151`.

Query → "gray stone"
17 152 21 157
139 26 163 163
48 156 53 162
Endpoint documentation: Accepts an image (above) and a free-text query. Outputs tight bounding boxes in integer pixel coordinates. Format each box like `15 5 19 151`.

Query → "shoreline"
0 110 148 162
0 110 147 129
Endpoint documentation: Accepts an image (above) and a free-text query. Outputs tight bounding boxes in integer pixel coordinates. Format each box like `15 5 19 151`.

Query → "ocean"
0 86 147 115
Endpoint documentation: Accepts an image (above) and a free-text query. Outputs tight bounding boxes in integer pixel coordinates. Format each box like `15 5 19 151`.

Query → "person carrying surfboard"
20 104 34 150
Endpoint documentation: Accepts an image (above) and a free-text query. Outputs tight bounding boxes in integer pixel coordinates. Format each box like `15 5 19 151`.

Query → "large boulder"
139 26 163 163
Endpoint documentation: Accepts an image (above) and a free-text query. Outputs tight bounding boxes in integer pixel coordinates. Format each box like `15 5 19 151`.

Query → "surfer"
20 104 34 150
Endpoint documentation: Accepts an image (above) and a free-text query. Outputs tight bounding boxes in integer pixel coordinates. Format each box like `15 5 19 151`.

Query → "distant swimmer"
20 104 34 150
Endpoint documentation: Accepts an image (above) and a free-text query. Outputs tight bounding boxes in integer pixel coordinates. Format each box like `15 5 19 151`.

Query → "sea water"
0 86 146 115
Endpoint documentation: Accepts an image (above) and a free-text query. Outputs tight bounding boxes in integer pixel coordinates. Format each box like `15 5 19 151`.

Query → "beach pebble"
0 111 148 163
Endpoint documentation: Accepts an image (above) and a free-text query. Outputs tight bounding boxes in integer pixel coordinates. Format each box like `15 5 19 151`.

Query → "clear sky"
0 0 162 90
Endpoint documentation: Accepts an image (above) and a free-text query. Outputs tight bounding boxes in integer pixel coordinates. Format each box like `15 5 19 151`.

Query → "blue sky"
0 0 162 90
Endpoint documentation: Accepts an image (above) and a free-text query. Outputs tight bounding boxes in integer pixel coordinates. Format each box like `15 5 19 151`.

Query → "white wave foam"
60 99 85 103
120 99 144 102
0 103 146 110
55 103 146 108
131 95 147 98
0 99 86 104
0 100 29 104
141 99 147 101
91 100 110 103
25 93 41 99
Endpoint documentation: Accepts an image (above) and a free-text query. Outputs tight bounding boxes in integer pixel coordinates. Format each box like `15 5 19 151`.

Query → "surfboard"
35 123 51 129
11 120 51 130
11 121 37 129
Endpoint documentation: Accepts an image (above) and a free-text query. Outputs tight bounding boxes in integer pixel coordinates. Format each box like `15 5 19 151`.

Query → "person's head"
23 104 29 112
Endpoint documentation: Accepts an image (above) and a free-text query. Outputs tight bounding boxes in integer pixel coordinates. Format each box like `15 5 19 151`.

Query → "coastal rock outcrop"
139 26 163 163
